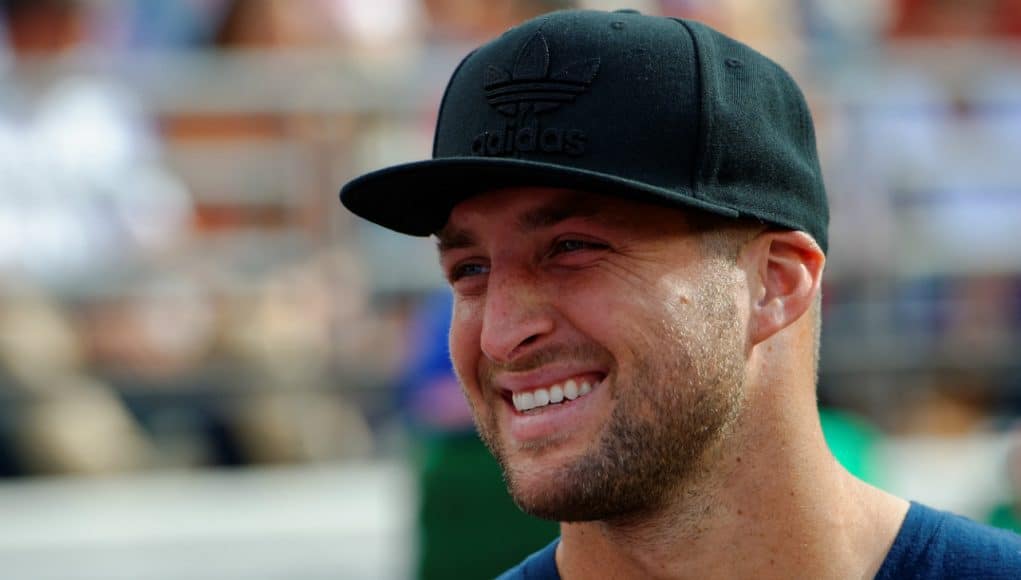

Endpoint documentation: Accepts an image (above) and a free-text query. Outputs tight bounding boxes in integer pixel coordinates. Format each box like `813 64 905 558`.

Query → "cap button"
613 9 641 14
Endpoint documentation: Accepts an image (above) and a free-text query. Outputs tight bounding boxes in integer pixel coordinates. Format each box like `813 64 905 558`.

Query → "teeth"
515 391 535 411
533 388 550 406
512 379 597 412
564 380 578 400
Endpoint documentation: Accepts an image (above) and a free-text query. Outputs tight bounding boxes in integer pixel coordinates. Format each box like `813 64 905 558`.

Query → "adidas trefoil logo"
471 30 600 157
483 30 601 115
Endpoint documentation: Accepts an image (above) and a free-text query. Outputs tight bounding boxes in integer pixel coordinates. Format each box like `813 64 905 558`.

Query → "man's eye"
552 239 603 254
449 262 489 281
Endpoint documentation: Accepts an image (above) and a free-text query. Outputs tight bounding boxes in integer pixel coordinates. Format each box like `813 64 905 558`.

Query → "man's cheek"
447 354 476 402
448 303 485 379
447 327 470 375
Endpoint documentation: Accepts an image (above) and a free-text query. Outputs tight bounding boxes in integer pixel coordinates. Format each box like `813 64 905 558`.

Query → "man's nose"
479 268 554 364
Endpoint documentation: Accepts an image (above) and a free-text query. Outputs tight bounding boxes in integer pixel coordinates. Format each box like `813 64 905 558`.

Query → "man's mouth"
507 376 602 413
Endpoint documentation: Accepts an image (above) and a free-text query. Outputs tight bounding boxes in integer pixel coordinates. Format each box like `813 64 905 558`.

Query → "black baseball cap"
340 9 829 252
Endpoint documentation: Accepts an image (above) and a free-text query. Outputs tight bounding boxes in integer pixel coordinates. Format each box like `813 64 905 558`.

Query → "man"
341 9 1021 579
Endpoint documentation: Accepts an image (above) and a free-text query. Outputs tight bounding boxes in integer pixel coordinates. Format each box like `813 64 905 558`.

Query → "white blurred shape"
331 0 422 45
114 165 193 251
34 78 154 182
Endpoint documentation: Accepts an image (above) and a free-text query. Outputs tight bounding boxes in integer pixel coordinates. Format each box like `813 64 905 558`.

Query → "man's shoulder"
496 538 561 580
876 501 1021 580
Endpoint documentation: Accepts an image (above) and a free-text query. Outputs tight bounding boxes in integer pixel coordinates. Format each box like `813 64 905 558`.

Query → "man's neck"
554 399 909 580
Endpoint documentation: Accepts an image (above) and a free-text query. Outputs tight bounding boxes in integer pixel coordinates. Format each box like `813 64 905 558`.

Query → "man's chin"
507 474 631 522
501 453 626 523
507 475 590 521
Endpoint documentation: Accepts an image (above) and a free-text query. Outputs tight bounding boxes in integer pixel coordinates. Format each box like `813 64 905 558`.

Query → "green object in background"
417 433 558 580
819 407 885 487
987 503 1021 534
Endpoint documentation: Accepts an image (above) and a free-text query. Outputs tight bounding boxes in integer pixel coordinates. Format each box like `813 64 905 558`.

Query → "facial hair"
466 262 746 523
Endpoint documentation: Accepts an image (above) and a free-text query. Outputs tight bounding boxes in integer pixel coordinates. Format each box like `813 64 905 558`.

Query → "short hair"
685 211 765 262
687 211 824 374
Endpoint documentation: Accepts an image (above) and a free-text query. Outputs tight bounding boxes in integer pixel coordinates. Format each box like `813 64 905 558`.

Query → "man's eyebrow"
435 227 476 253
435 195 605 253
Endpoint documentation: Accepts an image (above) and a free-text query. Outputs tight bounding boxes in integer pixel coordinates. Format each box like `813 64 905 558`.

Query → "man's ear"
744 230 825 346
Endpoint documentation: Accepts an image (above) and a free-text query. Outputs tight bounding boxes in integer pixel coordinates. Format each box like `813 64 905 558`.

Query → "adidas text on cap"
340 9 829 252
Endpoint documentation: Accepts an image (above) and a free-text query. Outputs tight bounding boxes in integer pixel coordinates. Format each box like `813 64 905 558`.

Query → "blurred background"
0 0 1018 578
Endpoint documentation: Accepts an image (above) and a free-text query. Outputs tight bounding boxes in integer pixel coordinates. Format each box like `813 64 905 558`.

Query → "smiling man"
340 9 1021 579
436 188 754 529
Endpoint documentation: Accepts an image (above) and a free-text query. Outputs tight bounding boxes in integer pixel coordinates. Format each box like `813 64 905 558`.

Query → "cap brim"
339 156 740 236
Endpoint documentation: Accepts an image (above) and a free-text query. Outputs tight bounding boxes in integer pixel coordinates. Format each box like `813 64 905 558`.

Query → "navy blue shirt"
495 537 559 580
497 502 1021 579
876 501 1021 579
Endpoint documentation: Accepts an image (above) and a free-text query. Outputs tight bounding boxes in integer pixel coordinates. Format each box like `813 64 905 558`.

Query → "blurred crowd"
0 0 1019 539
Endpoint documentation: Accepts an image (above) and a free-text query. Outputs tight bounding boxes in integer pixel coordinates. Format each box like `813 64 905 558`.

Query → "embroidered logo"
471 30 600 157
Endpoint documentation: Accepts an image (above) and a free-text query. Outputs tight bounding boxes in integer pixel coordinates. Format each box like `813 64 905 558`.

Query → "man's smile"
509 376 597 412
490 370 610 445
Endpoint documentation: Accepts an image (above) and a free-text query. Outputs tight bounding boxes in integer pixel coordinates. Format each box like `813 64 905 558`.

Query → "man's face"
438 187 749 522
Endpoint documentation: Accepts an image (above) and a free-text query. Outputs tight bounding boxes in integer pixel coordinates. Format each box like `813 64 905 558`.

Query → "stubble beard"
468 266 747 523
